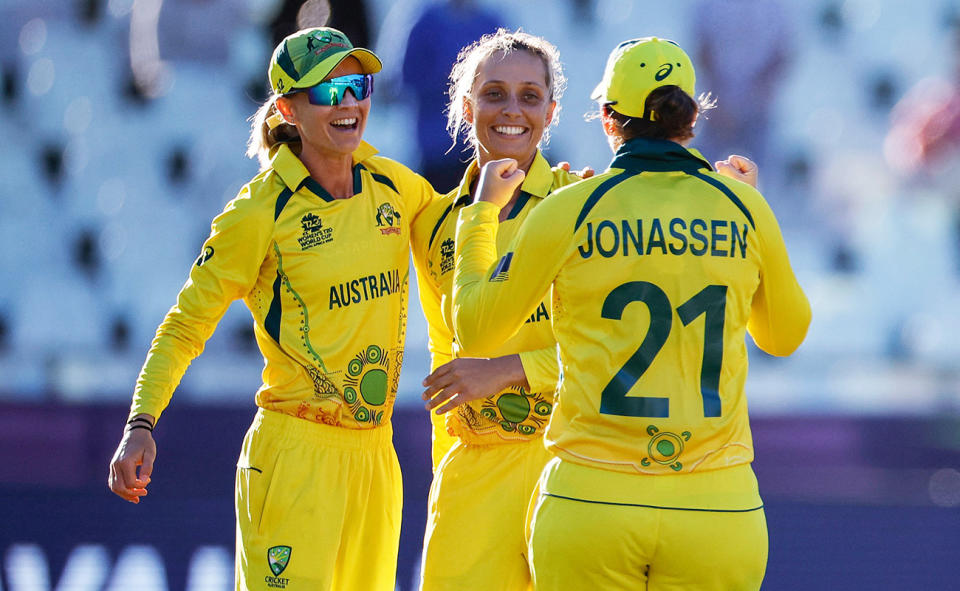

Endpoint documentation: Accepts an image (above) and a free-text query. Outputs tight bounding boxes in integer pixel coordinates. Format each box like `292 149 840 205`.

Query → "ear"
275 96 296 125
544 100 557 127
462 95 474 125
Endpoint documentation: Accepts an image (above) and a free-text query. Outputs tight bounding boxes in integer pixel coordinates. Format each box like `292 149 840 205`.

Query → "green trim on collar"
609 138 713 174
300 177 334 202
269 141 379 197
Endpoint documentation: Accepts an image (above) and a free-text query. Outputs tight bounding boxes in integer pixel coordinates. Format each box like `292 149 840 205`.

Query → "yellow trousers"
420 439 552 591
235 409 402 590
528 458 767 590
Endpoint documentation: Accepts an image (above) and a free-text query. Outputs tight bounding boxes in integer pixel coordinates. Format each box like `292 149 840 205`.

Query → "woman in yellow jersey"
433 37 811 590
408 30 578 591
107 28 435 590
413 31 760 591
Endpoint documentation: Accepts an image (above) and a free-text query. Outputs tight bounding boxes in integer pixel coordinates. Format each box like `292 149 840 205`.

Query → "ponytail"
246 96 300 170
608 85 714 144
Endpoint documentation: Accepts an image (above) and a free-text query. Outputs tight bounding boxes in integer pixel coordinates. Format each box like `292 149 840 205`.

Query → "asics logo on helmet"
655 63 674 81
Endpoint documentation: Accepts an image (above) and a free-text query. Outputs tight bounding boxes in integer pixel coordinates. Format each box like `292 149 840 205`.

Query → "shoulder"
415 189 461 248
548 166 585 191
694 171 769 213
544 170 625 207
527 171 622 229
682 170 786 238
224 169 287 216
363 155 433 192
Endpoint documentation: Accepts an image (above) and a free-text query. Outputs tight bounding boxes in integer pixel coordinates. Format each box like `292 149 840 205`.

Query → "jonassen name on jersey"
329 268 402 309
578 217 749 259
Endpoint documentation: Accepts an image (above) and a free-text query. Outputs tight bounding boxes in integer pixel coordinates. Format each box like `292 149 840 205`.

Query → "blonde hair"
246 95 301 170
446 29 566 154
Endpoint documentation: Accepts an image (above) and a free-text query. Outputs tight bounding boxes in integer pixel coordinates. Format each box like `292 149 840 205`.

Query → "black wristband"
127 417 154 428
127 424 153 433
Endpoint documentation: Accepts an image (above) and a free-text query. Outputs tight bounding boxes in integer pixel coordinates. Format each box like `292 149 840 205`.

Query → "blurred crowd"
0 0 958 414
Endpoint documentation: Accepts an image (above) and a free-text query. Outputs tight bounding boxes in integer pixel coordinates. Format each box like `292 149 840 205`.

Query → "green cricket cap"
591 37 696 119
268 27 382 95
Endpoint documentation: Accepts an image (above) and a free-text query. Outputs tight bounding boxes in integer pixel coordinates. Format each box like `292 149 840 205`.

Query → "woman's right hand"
108 420 156 503
475 158 525 209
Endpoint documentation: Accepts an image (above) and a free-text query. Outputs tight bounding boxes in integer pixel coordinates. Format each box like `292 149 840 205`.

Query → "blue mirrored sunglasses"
292 74 374 106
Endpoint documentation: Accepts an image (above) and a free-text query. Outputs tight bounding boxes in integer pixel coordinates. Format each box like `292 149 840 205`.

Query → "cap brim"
590 80 605 102
293 48 383 90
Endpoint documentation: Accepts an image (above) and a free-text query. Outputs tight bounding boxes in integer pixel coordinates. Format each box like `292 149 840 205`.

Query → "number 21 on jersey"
600 281 726 418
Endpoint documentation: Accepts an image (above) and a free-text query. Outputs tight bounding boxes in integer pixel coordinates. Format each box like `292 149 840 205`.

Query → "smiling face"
276 56 370 159
466 49 556 170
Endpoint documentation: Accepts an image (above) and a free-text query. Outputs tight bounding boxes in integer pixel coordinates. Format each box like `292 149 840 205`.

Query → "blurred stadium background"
1 0 959 589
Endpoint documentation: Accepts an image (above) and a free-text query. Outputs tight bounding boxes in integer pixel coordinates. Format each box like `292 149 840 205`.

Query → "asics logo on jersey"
655 63 674 81
194 246 214 267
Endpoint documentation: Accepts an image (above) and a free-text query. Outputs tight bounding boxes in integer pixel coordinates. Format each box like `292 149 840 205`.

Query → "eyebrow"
480 79 547 88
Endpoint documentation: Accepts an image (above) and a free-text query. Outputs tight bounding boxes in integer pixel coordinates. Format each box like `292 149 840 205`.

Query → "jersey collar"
269 141 380 202
452 149 556 208
608 137 713 175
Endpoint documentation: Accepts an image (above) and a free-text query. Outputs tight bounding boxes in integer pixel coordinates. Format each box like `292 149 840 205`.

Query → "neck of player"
300 144 355 199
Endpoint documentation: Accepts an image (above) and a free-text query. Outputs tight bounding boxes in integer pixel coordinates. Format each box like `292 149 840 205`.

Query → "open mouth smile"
493 125 527 137
331 117 359 130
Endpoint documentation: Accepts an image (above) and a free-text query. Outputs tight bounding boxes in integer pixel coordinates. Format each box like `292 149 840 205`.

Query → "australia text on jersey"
578 217 749 259
329 268 402 309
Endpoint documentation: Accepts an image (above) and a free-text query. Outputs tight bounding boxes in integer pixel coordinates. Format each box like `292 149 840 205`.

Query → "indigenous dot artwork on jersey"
458 385 552 439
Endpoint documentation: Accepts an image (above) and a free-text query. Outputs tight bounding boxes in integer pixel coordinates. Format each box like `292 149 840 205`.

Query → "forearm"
491 354 529 391
129 303 221 420
452 202 508 354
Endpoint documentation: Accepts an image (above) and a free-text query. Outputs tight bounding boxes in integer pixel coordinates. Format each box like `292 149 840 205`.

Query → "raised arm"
451 159 570 356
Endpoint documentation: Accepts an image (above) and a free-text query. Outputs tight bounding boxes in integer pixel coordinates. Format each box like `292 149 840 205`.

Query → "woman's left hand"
557 161 596 179
475 158 525 209
715 155 759 188
422 355 526 414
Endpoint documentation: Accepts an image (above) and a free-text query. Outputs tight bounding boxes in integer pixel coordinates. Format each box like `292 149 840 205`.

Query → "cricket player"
108 28 437 591
432 37 810 590
410 30 578 591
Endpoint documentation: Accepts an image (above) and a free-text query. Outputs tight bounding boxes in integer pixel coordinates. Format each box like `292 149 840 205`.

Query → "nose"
340 91 358 106
502 93 522 117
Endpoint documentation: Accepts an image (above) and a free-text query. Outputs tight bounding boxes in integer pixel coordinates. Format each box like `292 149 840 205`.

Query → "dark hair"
606 85 708 143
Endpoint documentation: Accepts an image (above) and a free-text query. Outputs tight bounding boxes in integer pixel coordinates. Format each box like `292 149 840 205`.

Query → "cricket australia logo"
297 213 334 250
439 238 455 274
265 545 291 588
307 30 348 54
376 203 402 235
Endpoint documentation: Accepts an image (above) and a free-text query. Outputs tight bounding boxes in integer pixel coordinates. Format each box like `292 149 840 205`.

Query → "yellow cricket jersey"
453 137 811 475
411 151 580 447
130 141 435 429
